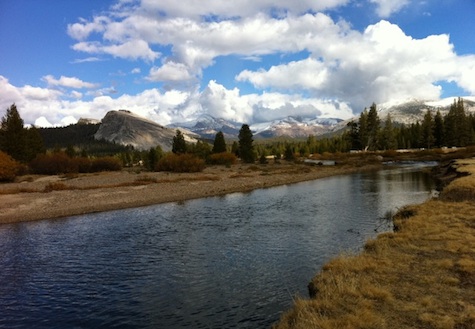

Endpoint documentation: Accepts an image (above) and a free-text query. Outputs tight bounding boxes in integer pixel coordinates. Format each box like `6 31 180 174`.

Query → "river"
0 163 435 328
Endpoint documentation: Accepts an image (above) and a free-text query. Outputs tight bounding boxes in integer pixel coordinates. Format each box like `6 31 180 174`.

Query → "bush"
90 156 122 172
156 153 205 172
208 152 237 166
0 151 20 182
30 153 121 174
29 152 76 175
74 157 92 173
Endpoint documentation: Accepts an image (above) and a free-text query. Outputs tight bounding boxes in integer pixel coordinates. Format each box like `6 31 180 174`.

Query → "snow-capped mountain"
169 115 243 140
376 97 475 125
252 116 343 138
169 115 343 139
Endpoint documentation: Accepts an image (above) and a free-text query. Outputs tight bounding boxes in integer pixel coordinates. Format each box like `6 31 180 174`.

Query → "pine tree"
434 110 445 147
238 124 255 163
367 103 380 151
0 104 27 162
212 131 227 153
381 114 397 150
358 109 369 150
172 130 187 154
420 110 435 149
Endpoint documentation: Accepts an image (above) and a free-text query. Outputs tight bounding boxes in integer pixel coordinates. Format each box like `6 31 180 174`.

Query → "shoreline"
273 158 475 328
0 162 381 224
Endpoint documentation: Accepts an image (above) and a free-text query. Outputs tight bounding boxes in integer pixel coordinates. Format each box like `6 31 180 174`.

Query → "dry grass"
274 159 475 329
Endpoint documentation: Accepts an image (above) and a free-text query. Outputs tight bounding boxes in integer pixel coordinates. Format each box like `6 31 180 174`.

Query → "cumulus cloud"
72 39 160 62
369 0 410 18
0 77 353 127
147 62 194 82
236 20 471 111
43 75 98 89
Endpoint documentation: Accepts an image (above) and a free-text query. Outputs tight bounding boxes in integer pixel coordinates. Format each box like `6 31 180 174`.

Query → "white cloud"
147 62 194 82
43 75 98 89
139 0 350 18
73 39 160 62
0 76 353 127
131 67 141 74
369 0 410 18
67 16 110 40
70 91 83 99
236 20 472 111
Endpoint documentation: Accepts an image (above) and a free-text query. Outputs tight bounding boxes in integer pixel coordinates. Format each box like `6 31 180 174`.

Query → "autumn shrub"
90 156 122 172
73 157 92 173
29 152 76 175
208 152 237 166
0 151 20 182
156 153 205 172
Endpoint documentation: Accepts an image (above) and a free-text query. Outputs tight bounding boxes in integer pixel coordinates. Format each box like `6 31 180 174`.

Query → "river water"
0 163 435 329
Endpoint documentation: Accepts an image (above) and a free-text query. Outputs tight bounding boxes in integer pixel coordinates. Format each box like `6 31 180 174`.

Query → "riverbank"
0 160 382 224
273 159 475 329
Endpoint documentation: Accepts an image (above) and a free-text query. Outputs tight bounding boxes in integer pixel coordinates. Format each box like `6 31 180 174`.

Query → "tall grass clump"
156 153 205 173
0 151 20 182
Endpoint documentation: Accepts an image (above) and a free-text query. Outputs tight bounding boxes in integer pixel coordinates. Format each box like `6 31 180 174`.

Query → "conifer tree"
0 104 27 162
238 124 255 163
172 130 187 154
212 131 227 153
358 109 369 150
421 110 435 149
381 114 397 150
434 110 445 147
367 103 380 151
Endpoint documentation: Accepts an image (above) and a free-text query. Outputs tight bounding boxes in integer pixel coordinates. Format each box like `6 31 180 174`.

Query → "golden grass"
273 159 475 329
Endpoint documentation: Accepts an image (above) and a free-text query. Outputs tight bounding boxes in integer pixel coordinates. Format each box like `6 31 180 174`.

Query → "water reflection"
0 164 435 329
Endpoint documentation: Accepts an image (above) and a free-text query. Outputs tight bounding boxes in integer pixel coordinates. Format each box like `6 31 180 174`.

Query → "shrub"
0 151 20 182
29 152 76 175
73 157 92 173
208 152 237 166
90 156 122 172
156 153 205 172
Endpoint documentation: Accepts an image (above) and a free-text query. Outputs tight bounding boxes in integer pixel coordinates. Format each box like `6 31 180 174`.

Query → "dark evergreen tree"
212 131 227 153
0 104 29 162
24 126 45 162
284 144 295 161
238 124 255 163
346 121 360 150
381 114 397 150
421 110 435 149
358 109 369 150
172 129 187 154
434 110 445 147
367 103 380 151
148 147 157 170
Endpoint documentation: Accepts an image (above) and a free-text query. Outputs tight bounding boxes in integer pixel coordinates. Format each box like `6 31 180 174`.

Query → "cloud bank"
1 0 475 127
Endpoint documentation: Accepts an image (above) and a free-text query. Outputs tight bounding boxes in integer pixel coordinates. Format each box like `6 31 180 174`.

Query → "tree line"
346 98 475 152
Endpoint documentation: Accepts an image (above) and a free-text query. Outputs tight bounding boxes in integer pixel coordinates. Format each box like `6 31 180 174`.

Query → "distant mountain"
169 115 342 139
252 116 343 138
169 115 242 140
377 97 475 125
94 110 198 151
328 97 475 135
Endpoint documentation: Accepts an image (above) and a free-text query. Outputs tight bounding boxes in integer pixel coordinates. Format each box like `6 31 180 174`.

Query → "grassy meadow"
273 159 475 329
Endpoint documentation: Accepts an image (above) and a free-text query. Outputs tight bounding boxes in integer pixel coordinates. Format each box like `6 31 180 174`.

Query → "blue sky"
1 0 474 127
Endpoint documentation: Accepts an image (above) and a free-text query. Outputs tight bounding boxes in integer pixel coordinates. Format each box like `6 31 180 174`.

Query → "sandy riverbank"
0 162 381 224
